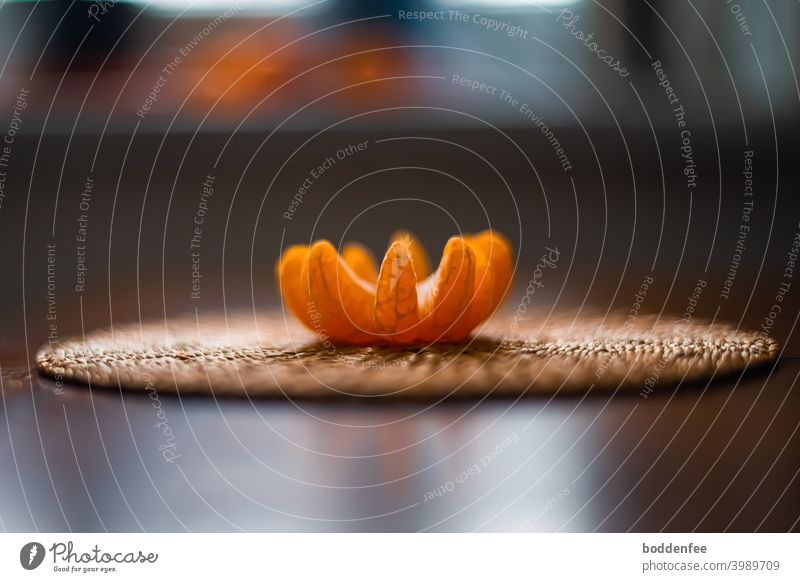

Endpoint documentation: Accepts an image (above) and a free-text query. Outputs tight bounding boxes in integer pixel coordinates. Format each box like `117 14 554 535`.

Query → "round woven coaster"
36 311 778 398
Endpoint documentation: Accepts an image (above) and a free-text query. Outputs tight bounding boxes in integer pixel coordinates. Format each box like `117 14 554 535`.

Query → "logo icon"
20 542 45 570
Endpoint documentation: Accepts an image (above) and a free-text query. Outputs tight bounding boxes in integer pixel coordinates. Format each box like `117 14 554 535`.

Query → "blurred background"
0 0 798 355
0 1 799 532
1 0 798 128
0 0 799 353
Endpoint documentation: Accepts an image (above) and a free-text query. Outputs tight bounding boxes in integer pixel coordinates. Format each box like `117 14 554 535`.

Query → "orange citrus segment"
307 240 376 342
374 240 420 344
467 248 495 330
277 230 512 345
467 230 513 311
277 245 314 328
342 242 378 282
418 236 476 342
390 230 432 279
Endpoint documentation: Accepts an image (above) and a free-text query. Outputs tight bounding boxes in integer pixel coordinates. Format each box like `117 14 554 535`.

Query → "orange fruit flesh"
276 230 513 345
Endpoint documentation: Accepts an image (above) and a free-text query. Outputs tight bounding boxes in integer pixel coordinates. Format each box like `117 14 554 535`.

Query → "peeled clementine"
277 230 513 344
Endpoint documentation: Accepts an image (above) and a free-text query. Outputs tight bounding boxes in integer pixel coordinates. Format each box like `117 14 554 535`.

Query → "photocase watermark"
143 374 180 464
345 358 407 370
517 102 572 172
556 9 629 77
40 540 158 574
0 87 29 214
397 9 529 39
451 73 500 97
74 175 95 294
596 273 654 381
640 357 668 399
136 4 243 119
87 0 118 22
190 174 215 300
511 246 560 331
726 0 753 37
652 60 680 107
422 432 519 502
44 243 64 394
450 74 572 172
781 226 800 282
451 9 529 39
640 279 705 398
758 221 798 340
306 300 337 355
283 141 369 221
677 279 707 336
516 485 571 531
720 150 754 300
20 542 46 570
651 60 697 192
46 243 58 343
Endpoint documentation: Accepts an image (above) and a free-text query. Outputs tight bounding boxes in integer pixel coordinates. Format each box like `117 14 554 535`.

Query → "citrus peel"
277 230 513 344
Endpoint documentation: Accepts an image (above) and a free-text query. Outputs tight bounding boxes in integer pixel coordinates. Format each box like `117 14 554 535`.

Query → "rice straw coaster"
36 310 778 398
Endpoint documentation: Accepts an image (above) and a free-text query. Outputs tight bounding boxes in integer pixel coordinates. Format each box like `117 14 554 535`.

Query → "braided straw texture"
36 311 778 398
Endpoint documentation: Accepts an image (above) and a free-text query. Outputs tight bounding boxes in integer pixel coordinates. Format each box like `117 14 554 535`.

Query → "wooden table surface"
1 353 797 532
0 129 797 532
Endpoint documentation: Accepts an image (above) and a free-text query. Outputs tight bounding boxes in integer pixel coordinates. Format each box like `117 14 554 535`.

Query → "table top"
1 354 797 532
0 128 797 532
